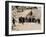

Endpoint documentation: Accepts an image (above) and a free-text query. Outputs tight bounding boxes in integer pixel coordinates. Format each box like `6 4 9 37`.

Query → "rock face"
12 6 41 31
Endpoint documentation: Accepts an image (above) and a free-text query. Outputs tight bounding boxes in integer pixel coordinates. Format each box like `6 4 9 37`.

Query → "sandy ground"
13 23 41 31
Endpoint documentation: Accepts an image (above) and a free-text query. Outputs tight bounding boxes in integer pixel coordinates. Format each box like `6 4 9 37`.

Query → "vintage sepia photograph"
11 6 41 31
5 1 45 36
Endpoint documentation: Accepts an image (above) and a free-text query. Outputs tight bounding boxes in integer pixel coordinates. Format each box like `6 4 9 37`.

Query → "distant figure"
12 18 15 26
37 19 40 24
29 17 31 22
30 11 33 16
32 17 35 22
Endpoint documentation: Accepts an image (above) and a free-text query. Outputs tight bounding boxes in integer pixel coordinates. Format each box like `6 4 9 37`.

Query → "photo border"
5 1 45 36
